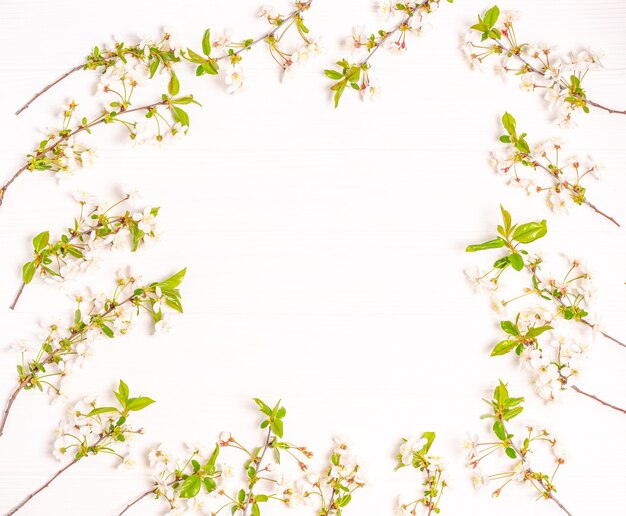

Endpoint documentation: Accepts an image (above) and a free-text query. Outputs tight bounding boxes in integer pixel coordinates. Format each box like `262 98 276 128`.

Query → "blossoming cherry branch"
119 398 365 515
0 267 185 438
6 381 154 515
465 381 572 515
466 205 625 349
10 193 161 309
325 0 453 107
494 112 619 226
395 432 447 515
464 6 626 126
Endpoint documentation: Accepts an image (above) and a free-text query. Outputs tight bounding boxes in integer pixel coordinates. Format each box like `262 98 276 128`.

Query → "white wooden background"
0 1 625 515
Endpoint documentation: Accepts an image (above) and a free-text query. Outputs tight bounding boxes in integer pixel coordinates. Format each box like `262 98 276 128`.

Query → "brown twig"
572 386 626 414
586 99 626 116
241 427 273 516
6 457 81 515
0 378 29 438
9 281 26 310
118 487 157 516
15 64 85 116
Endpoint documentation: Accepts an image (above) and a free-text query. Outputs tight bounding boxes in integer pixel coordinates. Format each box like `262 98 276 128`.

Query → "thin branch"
15 64 84 116
241 427 273 516
9 281 26 310
586 99 626 116
572 386 626 414
118 487 157 516
0 379 29 438
6 458 80 514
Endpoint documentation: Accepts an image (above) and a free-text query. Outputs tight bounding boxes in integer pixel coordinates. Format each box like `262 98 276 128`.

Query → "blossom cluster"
53 380 153 463
325 0 452 106
395 433 447 515
492 314 589 403
5 381 154 515
490 113 616 225
0 267 185 441
465 382 568 511
463 6 611 127
121 399 365 516
13 192 161 309
184 1 321 93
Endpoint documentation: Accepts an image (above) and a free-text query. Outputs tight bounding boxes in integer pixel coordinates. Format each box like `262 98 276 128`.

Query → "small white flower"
225 66 245 94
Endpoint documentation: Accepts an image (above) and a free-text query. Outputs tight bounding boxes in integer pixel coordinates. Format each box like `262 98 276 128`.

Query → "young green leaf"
466 237 507 252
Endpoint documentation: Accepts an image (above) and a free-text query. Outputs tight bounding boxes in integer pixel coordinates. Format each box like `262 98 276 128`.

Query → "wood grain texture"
0 1 625 515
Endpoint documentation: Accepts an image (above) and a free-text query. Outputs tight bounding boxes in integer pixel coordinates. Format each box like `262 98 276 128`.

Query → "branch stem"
15 64 84 116
6 458 80 515
572 386 626 414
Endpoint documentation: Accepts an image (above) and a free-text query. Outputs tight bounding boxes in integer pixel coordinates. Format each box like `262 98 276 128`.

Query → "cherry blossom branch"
15 64 84 116
0 100 167 208
572 386 626 414
499 42 626 118
0 294 135 438
216 0 314 63
6 457 81 515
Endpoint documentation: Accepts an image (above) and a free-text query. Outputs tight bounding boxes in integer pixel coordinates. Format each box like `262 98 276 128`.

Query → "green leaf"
491 340 517 356
168 71 180 96
526 325 553 338
158 267 187 290
509 252 524 271
501 112 516 136
500 205 511 232
179 475 202 498
504 406 523 420
500 321 519 336
116 380 130 406
201 59 219 75
484 5 500 28
126 396 155 411
505 447 517 459
251 503 260 516
202 29 212 56
466 237 507 252
492 420 506 441
419 431 436 454
325 69 343 80
238 489 246 503
33 231 50 252
203 477 217 493
512 220 547 243
271 418 284 438
253 398 272 416
100 324 114 338
22 261 36 284
87 406 118 417
171 106 190 127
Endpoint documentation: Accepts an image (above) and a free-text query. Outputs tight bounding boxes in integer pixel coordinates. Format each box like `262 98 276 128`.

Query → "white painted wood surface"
0 1 625 514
